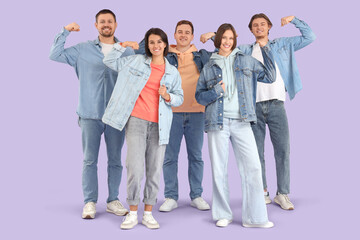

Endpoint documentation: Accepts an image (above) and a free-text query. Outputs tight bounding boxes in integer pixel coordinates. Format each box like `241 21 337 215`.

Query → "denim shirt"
102 44 184 145
136 39 212 72
238 17 316 100
195 49 276 132
49 28 134 120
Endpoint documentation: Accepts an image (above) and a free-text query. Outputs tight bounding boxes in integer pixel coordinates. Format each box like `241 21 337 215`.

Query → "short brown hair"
248 13 273 32
214 23 237 51
175 20 194 34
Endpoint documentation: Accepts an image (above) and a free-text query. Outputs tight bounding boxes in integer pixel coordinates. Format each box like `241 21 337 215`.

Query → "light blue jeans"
79 118 125 204
251 100 290 194
125 117 166 206
208 118 269 224
163 112 205 201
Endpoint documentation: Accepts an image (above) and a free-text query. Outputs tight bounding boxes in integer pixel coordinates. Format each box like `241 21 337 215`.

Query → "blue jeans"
79 118 125 204
163 112 205 201
208 118 269 224
251 100 290 194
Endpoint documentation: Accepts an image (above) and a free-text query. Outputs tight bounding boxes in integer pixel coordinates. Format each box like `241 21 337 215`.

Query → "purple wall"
1 0 357 239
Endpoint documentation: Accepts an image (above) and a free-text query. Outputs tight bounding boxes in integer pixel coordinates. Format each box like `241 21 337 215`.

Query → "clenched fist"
159 84 170 101
65 22 80 32
281 16 295 27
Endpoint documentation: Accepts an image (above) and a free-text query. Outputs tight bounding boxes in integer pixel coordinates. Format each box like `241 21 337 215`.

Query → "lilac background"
1 0 358 239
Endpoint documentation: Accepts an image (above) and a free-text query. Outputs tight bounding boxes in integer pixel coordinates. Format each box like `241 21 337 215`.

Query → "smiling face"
174 24 194 48
219 30 234 56
95 13 117 38
148 34 166 57
250 17 271 39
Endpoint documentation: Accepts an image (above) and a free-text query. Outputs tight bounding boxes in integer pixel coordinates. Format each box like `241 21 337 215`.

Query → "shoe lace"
112 200 124 208
284 195 292 204
144 214 156 223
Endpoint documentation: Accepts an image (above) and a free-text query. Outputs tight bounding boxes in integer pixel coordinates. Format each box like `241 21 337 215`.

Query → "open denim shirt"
238 17 316 100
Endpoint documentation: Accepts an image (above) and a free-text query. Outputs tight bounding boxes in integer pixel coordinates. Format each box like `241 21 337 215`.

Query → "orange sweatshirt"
169 45 205 113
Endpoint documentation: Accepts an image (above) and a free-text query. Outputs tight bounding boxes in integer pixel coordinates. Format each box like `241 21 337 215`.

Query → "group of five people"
49 8 315 230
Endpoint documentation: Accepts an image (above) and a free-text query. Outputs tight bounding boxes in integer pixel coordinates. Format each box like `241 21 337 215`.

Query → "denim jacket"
102 44 184 145
238 17 316 100
49 28 134 119
136 39 212 72
195 49 276 132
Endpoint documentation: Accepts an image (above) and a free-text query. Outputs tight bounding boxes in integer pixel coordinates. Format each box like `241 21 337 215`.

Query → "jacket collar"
94 36 119 45
144 56 173 75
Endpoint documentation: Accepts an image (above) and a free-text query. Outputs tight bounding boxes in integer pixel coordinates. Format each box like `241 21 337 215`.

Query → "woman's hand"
159 84 170 101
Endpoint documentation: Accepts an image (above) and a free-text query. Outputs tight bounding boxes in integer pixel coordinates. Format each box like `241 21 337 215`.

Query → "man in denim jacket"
202 14 316 210
49 9 134 219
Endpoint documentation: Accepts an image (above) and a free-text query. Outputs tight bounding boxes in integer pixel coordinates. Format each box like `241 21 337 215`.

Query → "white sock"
144 211 152 215
130 210 137 215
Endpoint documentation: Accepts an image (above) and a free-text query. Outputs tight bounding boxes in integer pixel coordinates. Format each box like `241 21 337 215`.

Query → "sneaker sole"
242 222 274 228
216 220 232 227
159 205 178 212
106 208 129 216
121 222 138 230
274 199 294 210
190 202 210 211
82 214 95 219
142 220 160 229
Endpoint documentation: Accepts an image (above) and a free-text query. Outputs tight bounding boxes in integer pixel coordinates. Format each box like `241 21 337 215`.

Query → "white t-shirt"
100 42 115 57
251 43 286 102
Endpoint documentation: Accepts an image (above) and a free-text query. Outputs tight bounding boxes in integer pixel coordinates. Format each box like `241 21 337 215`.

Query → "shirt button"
219 113 222 116
220 93 223 96
219 74 221 77
219 126 223 129
220 100 222 103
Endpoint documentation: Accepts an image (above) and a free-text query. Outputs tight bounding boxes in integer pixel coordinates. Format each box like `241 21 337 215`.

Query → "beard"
99 28 114 38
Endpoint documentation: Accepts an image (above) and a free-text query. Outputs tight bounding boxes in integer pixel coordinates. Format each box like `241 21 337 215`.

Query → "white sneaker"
82 202 96 219
142 213 160 229
106 200 128 216
216 219 232 227
159 198 178 212
121 213 138 229
265 192 272 204
242 221 274 228
190 197 210 210
274 194 294 210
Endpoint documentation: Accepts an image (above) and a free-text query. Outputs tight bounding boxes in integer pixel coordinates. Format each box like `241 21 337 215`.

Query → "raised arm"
49 23 81 66
103 43 135 72
280 16 316 51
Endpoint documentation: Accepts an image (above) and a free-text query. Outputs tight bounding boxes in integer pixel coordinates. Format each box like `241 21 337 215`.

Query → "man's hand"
64 22 80 32
122 41 139 50
159 84 170 101
281 16 295 27
200 32 216 43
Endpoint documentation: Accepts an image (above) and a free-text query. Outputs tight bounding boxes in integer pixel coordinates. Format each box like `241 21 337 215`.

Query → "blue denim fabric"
163 113 205 200
79 118 125 203
136 39 213 73
238 17 316 100
49 28 134 119
195 49 276 132
102 44 183 145
208 118 269 224
251 100 290 194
